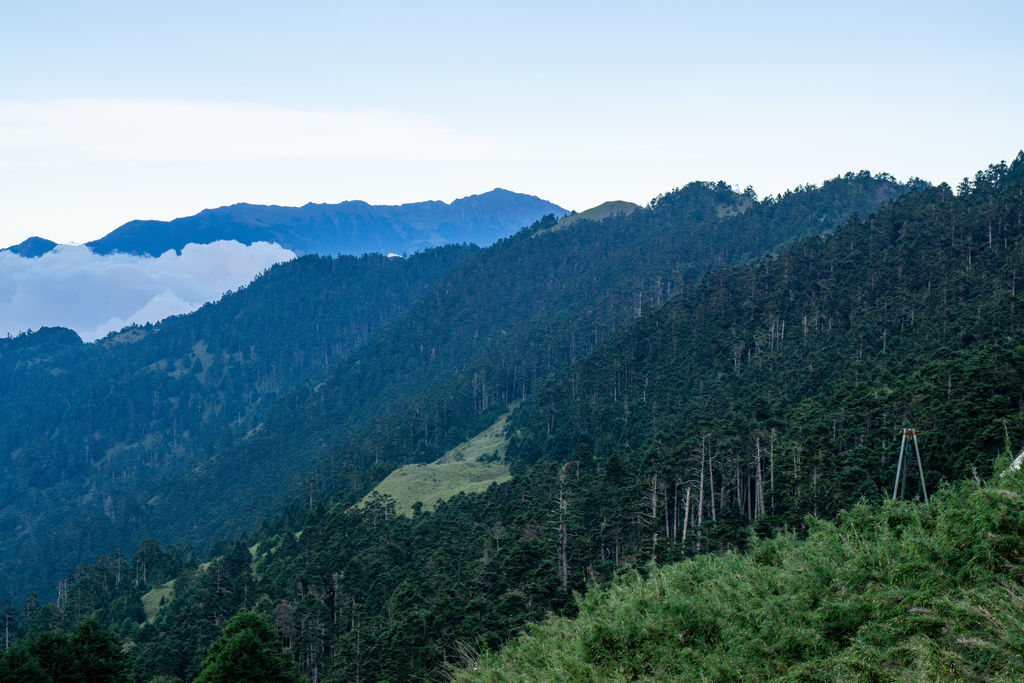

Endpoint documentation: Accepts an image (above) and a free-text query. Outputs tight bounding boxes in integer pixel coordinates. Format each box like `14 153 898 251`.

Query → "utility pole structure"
892 428 929 504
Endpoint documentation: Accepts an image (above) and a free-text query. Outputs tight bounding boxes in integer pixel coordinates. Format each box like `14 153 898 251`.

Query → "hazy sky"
1 0 1022 246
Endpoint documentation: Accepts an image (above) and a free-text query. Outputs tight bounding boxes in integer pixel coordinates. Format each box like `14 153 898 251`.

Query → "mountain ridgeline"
0 164 938 680
79 188 567 257
510 163 1024 516
142 157 1019 682
147 172 913 559
0 235 57 257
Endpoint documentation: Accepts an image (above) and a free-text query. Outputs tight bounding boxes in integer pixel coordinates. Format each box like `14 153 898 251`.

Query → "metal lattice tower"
892 428 929 504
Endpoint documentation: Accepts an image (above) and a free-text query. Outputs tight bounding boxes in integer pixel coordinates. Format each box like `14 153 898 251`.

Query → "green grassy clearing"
437 411 511 463
536 201 640 236
140 579 176 624
364 461 512 517
358 411 513 516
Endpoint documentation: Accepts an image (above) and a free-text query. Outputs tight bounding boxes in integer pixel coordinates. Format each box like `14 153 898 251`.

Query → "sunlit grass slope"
459 463 1024 681
140 580 176 624
358 411 512 516
436 411 511 463
536 201 640 236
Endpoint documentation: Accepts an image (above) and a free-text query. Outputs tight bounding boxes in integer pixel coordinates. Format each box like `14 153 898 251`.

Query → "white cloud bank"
0 241 295 342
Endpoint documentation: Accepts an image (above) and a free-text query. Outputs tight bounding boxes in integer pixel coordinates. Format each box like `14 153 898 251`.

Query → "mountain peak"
1 235 58 258
83 191 567 257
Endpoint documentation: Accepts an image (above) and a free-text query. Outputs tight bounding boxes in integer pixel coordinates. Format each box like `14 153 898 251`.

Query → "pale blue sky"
1 1 1022 244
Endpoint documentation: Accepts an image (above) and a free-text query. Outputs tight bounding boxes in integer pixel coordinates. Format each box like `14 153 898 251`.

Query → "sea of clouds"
0 240 295 342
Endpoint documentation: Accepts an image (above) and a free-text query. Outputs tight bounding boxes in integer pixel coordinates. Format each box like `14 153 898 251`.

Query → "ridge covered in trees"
8 160 1005 680
0 245 477 600
155 171 910 563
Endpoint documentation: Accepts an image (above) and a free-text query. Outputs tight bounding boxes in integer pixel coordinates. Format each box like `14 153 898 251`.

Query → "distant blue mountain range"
2 189 567 258
2 236 57 257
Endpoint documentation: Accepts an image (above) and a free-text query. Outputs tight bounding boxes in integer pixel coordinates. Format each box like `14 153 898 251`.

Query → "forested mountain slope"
3 174 904 606
0 245 475 601
459 466 1024 681
83 188 566 257
150 172 910 559
81 156 1022 682
0 170 924 680
510 157 1024 521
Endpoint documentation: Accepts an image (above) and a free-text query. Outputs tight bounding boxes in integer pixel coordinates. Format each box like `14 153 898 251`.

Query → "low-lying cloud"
0 241 295 342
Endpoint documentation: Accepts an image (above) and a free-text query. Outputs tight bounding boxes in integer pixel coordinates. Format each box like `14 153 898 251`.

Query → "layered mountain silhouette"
0 170 911 605
3 189 565 258
86 189 566 256
16 161 998 682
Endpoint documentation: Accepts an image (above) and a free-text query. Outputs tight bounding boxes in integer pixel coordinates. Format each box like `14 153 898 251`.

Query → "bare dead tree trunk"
664 482 671 542
682 486 691 546
650 473 658 519
698 435 706 528
736 464 742 512
755 437 765 519
650 473 659 561
709 448 716 522
812 463 819 517
672 481 682 543
697 436 705 552
558 473 569 591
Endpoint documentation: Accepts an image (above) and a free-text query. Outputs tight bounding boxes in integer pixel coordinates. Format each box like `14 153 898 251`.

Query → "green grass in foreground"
458 463 1024 681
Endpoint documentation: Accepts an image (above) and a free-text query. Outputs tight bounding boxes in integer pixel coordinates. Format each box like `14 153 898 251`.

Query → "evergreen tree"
26 619 128 682
0 646 46 682
28 631 78 681
197 611 302 683
70 619 130 682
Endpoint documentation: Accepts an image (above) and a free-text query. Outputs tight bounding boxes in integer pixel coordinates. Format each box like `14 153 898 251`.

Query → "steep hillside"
543 200 640 233
152 172 909 559
459 466 1024 681
2 170 923 680
0 245 475 601
83 189 567 257
77 157 1019 682
509 156 1024 527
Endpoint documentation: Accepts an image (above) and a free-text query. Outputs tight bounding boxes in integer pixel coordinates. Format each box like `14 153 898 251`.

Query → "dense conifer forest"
0 246 477 600
5 155 1024 680
1 167 905 605
152 171 909 562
